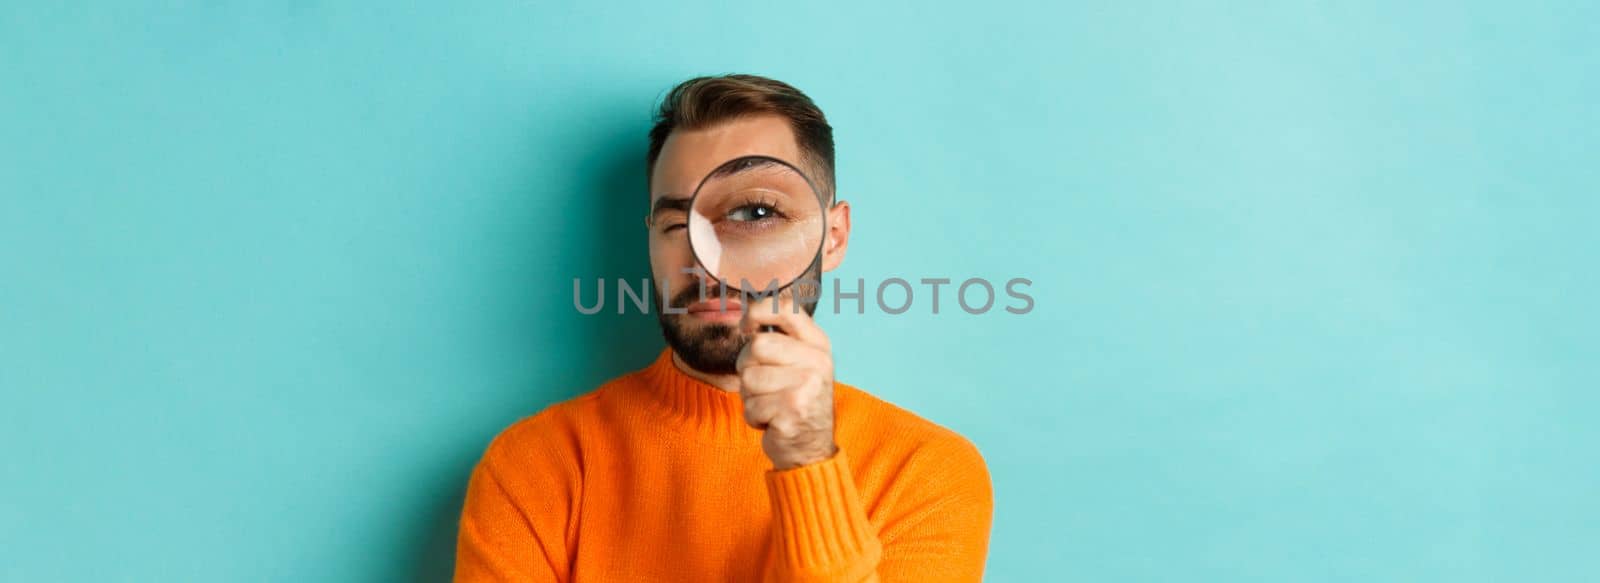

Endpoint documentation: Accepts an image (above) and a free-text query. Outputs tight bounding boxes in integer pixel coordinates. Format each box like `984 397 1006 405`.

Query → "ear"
820 200 851 272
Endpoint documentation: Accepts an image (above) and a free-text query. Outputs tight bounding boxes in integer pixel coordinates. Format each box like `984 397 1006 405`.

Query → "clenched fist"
735 294 838 470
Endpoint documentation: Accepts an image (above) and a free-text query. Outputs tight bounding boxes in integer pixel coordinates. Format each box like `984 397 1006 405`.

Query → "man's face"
647 115 848 375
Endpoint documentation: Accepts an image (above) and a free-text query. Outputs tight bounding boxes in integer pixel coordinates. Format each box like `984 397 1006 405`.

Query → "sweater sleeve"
763 450 883 583
872 436 993 582
762 439 993 583
454 411 581 583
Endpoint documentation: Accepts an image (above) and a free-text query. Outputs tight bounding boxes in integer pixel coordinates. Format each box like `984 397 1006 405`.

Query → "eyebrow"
649 158 799 221
650 195 691 221
706 156 786 181
713 157 832 202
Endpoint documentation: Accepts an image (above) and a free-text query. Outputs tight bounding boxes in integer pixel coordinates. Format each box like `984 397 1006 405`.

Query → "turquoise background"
3 2 1596 581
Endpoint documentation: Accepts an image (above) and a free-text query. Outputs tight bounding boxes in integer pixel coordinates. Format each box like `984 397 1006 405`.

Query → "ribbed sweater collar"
633 348 753 441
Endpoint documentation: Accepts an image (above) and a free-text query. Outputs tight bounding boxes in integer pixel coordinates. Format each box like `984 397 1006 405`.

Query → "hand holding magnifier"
686 154 839 468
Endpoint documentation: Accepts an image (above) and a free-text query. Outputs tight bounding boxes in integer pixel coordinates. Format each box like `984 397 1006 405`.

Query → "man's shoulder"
834 381 987 467
483 364 653 448
479 386 610 457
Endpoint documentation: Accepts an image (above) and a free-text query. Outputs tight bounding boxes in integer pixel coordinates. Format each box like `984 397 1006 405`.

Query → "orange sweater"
454 348 993 582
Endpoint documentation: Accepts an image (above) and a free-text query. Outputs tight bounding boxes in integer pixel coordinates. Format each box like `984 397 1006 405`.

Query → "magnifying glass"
686 155 827 329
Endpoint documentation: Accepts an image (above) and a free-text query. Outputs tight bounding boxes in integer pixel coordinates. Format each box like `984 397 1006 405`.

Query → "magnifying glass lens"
687 157 826 293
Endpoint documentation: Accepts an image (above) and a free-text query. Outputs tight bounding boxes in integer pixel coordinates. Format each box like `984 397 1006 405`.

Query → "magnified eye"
727 204 779 222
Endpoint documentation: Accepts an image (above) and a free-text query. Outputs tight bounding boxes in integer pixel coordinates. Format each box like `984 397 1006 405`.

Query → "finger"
741 294 829 349
738 294 784 335
737 332 827 371
737 364 808 397
741 392 780 429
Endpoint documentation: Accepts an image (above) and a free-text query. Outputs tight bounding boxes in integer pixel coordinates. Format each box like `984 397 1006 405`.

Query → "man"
454 74 992 582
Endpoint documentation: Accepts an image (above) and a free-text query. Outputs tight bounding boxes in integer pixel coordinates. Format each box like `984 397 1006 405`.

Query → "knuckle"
748 335 772 356
797 371 822 393
782 390 808 411
769 417 798 436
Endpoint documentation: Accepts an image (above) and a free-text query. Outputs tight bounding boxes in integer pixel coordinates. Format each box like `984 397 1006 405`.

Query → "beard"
654 265 822 375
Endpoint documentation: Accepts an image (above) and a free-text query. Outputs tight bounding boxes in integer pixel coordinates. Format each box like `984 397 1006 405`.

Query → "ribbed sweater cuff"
763 450 882 583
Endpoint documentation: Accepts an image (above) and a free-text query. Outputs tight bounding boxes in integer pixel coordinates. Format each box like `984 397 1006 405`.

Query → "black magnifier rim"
684 154 828 295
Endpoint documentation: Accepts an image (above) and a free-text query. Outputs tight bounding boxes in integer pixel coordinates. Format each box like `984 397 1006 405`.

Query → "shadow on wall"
405 100 666 582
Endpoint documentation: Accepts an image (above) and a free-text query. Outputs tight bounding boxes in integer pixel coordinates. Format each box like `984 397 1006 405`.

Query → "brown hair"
646 74 835 197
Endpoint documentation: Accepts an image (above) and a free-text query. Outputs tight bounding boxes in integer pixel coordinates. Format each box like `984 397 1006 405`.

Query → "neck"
671 351 741 393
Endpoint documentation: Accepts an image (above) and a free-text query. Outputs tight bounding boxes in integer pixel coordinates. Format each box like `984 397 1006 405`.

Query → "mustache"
669 281 736 309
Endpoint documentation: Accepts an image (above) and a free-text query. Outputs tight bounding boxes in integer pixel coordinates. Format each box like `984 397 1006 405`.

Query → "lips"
685 298 743 314
684 298 743 321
